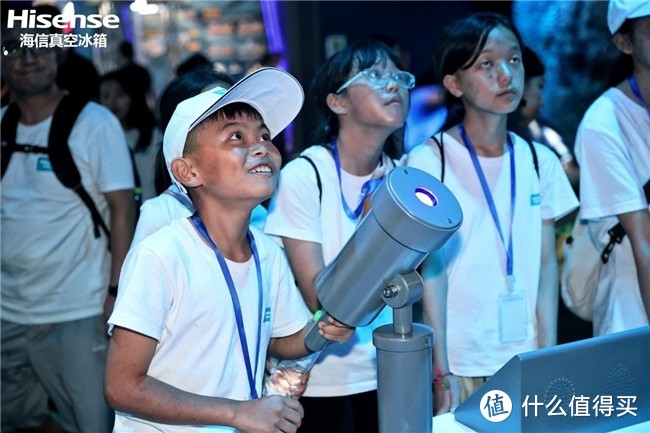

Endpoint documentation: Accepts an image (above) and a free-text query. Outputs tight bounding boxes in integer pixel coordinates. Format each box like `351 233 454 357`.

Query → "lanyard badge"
458 125 527 343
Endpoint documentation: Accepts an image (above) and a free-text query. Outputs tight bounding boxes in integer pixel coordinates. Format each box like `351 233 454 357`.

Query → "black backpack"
1 94 142 240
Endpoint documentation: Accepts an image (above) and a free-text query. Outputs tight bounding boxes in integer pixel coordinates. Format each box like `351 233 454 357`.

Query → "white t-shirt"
408 132 578 376
574 88 650 336
264 144 394 397
131 185 268 247
109 221 310 433
1 102 134 324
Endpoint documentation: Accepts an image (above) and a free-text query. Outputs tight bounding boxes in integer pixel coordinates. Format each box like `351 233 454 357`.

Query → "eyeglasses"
2 41 51 59
336 68 416 93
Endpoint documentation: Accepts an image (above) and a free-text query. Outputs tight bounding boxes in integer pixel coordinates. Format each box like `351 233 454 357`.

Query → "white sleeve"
108 244 174 340
407 140 443 180
536 143 579 220
265 157 323 244
575 126 645 219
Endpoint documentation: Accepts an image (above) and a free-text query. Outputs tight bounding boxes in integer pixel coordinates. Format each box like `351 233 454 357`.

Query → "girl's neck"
335 126 390 176
192 197 252 262
456 111 509 157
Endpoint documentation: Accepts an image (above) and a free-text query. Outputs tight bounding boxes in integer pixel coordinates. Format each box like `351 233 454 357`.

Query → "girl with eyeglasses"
407 13 578 412
264 40 412 432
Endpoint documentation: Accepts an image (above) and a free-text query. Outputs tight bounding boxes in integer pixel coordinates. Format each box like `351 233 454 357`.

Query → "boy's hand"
318 316 354 343
234 396 303 433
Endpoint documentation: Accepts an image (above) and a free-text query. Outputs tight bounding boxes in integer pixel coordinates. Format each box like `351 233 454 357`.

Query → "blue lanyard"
329 140 384 220
163 186 195 212
190 213 263 400
629 75 650 119
458 124 516 284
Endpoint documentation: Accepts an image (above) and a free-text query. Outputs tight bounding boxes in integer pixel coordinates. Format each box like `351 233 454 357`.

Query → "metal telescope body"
304 166 463 433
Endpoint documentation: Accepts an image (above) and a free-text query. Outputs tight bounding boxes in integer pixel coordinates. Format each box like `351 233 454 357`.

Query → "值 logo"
480 389 513 423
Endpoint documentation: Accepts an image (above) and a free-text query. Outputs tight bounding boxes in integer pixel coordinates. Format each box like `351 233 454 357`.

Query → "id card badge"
498 291 527 343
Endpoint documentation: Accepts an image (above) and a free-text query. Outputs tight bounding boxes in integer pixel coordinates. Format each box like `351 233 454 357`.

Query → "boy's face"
184 112 281 205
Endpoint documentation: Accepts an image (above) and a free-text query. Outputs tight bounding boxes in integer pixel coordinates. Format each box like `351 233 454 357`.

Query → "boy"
105 68 353 433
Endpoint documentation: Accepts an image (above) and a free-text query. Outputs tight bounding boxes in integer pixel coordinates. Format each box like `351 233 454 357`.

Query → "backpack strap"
48 94 110 240
1 102 23 177
601 179 650 264
299 155 322 205
523 135 540 178
429 132 445 183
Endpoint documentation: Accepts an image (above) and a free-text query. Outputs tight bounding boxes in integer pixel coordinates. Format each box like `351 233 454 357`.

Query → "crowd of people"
1 0 648 432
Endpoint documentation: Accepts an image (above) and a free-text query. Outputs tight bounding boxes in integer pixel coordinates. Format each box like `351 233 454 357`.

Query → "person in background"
573 0 650 336
407 12 578 412
1 5 135 431
508 46 579 192
265 40 411 432
104 68 353 433
100 68 159 201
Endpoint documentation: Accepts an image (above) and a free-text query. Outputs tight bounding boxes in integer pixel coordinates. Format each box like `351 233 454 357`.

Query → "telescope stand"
373 271 434 433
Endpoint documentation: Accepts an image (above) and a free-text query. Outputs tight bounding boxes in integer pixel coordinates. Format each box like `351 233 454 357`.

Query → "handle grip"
304 311 333 353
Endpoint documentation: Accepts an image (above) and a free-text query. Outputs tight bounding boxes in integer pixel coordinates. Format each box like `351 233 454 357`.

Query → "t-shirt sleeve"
265 158 323 244
575 127 645 219
407 140 443 180
108 244 174 340
537 143 579 220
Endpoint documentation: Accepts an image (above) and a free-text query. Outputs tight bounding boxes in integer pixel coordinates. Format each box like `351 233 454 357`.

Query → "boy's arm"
105 327 304 433
618 208 650 320
268 318 354 360
536 219 559 348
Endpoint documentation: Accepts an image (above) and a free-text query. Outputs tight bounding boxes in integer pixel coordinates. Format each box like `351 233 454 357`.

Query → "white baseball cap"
608 0 650 34
163 67 304 192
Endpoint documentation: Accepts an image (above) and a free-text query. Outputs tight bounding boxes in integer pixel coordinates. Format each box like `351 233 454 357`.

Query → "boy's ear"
171 157 203 189
326 92 348 115
612 33 633 55
442 74 463 98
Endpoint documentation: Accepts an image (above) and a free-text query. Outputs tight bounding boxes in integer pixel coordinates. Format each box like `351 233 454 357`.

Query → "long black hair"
310 39 406 159
436 13 525 131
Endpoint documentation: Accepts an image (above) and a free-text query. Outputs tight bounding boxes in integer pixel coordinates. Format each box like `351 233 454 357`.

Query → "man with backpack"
1 7 135 432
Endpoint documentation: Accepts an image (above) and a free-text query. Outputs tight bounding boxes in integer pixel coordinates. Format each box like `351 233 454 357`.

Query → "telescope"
304 166 463 433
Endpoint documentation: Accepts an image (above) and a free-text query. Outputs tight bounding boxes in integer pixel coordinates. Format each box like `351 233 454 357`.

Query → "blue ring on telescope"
415 187 437 207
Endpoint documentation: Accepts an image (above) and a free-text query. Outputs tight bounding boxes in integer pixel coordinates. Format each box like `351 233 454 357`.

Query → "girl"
264 40 411 432
407 13 578 413
573 0 650 336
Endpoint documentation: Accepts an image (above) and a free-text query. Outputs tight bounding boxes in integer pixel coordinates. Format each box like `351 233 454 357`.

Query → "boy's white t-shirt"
574 88 650 335
264 145 394 397
408 132 578 377
109 221 310 433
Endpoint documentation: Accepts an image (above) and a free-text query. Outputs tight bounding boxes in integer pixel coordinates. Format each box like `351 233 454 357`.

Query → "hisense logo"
7 9 120 29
